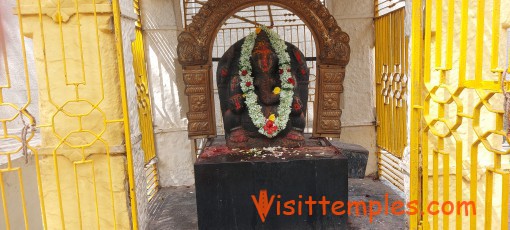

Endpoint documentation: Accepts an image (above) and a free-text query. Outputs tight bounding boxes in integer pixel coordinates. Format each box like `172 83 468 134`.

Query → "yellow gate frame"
410 0 509 229
0 0 140 229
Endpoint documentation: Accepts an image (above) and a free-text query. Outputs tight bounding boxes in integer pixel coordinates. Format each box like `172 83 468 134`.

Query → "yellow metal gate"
0 0 138 229
131 0 159 201
410 0 509 229
375 6 408 191
376 7 408 159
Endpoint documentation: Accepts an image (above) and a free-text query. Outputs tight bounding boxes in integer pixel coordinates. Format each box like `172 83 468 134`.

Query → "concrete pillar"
17 0 135 228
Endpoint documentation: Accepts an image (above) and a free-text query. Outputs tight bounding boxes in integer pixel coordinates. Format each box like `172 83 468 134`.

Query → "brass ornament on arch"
177 0 350 139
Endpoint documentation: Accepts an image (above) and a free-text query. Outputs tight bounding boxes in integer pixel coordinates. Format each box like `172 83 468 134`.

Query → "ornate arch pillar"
177 0 350 138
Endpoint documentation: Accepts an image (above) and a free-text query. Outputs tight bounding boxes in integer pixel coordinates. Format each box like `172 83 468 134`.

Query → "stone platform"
200 136 369 179
194 137 349 229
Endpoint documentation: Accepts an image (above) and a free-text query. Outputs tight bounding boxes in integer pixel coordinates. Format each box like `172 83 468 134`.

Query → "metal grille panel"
0 0 138 228
375 8 408 159
410 0 509 229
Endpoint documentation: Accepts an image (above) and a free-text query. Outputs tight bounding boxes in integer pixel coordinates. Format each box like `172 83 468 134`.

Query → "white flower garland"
238 26 295 138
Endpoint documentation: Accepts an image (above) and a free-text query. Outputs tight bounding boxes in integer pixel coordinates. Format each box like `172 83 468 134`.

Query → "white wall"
328 0 377 176
142 0 195 187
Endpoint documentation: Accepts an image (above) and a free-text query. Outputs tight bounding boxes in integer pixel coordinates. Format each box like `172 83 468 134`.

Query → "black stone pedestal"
330 141 369 178
194 146 348 230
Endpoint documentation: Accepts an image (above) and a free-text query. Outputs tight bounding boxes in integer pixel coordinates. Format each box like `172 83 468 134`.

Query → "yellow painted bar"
0 172 10 229
31 147 48 228
422 124 429 229
111 0 139 228
445 0 454 69
73 159 101 229
490 0 500 70
435 0 442 69
442 150 449 230
14 0 31 108
501 173 509 230
132 19 157 162
16 168 30 230
421 1 432 227
463 80 503 91
458 0 468 86
0 29 11 90
410 0 423 228
484 169 493 229
91 161 101 229
469 150 477 230
104 147 119 229
420 0 435 229
424 0 432 85
56 0 69 86
432 149 439 229
73 162 84 230
494 152 501 169
383 14 388 149
51 149 66 229
437 72 446 230
92 0 106 105
73 0 87 85
36 0 58 109
452 135 462 229
474 0 485 82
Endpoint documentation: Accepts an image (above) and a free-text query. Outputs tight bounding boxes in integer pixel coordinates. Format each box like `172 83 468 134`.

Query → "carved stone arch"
178 0 350 138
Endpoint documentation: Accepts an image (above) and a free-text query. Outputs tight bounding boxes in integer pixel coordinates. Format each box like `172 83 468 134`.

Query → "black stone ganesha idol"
217 29 309 148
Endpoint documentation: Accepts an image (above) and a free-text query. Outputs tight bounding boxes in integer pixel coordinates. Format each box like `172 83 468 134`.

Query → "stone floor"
147 178 408 230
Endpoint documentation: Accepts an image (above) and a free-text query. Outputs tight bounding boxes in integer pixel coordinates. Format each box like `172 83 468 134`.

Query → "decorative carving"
177 0 350 66
323 72 344 83
320 119 341 130
322 111 342 117
189 121 210 132
190 95 207 112
323 93 340 110
323 84 343 92
183 69 216 137
185 86 206 94
188 113 208 120
178 32 208 66
178 0 350 138
315 66 345 136
183 72 204 84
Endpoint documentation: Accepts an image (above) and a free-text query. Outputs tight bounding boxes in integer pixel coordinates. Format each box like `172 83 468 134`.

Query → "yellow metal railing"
374 0 405 17
112 0 140 228
132 0 157 163
375 8 408 158
411 0 509 229
0 0 138 229
132 0 159 202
